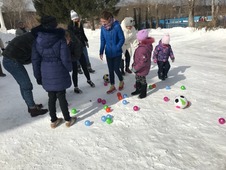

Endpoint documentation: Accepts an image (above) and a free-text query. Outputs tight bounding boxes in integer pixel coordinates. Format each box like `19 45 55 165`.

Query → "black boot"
87 67 95 73
131 81 141 96
28 106 48 117
138 83 147 99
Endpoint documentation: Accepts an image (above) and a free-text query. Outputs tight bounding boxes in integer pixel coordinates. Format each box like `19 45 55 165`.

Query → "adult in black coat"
2 25 48 117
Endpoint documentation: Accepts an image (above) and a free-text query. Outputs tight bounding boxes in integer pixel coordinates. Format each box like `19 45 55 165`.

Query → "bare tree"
188 0 196 27
2 0 29 28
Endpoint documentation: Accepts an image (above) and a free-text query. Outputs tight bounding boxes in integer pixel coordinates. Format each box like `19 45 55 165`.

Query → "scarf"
103 18 115 30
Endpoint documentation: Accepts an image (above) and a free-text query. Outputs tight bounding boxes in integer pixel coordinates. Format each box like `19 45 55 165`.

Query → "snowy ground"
0 27 226 170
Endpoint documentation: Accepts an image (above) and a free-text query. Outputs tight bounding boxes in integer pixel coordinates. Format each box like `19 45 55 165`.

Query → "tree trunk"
188 0 195 27
138 7 141 30
133 7 138 29
155 4 159 28
91 17 95 31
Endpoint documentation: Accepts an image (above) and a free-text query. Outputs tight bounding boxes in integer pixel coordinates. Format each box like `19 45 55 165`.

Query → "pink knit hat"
137 29 149 41
162 33 170 44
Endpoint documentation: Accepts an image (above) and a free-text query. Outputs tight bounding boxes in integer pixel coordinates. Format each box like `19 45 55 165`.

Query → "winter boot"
51 118 63 129
118 81 124 91
0 63 6 77
28 106 48 117
87 67 95 73
131 82 141 96
65 117 77 127
28 103 43 112
125 67 132 74
107 85 116 94
138 83 147 99
74 87 83 94
87 80 95 87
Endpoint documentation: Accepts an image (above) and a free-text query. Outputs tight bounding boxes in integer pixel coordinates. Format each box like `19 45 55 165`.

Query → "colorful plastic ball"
103 74 109 83
71 108 77 114
181 85 186 90
219 118 225 124
122 100 128 105
133 106 139 111
101 116 107 122
117 92 122 96
165 86 171 90
106 118 113 124
174 95 188 109
123 94 128 98
103 105 108 110
163 96 169 102
148 84 153 89
152 84 156 88
118 95 123 100
106 114 112 119
85 120 91 126
97 98 102 103
104 82 108 86
106 107 111 113
101 99 106 105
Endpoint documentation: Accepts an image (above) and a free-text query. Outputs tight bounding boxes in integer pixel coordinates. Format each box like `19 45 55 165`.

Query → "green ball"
103 105 108 110
106 118 113 124
148 85 153 89
71 108 77 114
181 85 186 90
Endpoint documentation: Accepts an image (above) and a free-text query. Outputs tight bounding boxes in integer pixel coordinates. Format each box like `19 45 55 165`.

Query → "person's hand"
172 58 175 63
85 41 89 48
100 54 103 61
36 79 42 85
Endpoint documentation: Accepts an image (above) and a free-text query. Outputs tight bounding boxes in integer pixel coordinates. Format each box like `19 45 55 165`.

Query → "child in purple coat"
131 29 154 99
153 33 175 80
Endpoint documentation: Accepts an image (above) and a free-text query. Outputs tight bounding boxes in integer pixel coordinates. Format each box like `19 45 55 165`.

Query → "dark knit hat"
41 16 57 28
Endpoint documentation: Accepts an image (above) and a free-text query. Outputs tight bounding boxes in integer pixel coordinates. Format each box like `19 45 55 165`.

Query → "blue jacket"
32 28 72 92
99 20 125 58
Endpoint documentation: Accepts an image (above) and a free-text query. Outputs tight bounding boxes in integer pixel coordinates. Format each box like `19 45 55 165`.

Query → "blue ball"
106 114 112 119
123 94 128 98
101 116 107 122
122 100 128 105
85 120 91 126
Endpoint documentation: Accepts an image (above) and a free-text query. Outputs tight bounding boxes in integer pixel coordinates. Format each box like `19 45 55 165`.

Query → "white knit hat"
162 33 170 44
123 17 135 27
70 10 79 20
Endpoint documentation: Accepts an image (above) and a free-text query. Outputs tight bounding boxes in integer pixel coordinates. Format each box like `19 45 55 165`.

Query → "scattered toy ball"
152 84 156 88
101 99 106 105
106 118 113 124
123 94 128 98
97 98 102 103
174 95 189 109
148 84 153 89
163 96 169 102
101 116 107 122
218 118 225 124
165 86 171 90
122 100 128 105
103 74 109 83
71 108 77 114
106 107 111 113
181 85 186 90
103 105 108 110
106 114 112 119
85 120 91 126
104 82 108 86
133 106 139 111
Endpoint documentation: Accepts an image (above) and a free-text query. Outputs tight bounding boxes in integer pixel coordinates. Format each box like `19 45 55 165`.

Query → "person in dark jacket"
2 26 48 117
65 31 95 94
152 33 175 80
32 16 76 128
131 29 155 99
99 11 125 94
68 10 95 74
15 21 28 36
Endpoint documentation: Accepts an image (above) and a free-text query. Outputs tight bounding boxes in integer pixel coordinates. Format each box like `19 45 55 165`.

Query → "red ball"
106 107 111 113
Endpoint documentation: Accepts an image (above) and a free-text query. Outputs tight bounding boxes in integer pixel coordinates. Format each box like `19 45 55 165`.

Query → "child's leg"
139 76 147 99
131 75 142 95
125 50 132 73
72 61 78 87
157 61 164 79
56 90 71 121
48 91 58 122
163 61 171 78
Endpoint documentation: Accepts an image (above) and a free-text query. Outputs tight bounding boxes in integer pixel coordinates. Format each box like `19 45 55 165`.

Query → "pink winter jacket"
132 37 155 76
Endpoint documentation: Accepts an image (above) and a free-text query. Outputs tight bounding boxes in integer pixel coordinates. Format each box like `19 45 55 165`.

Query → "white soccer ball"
103 74 109 83
174 95 188 109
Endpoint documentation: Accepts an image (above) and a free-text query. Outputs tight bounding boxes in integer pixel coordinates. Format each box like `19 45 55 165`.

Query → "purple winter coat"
32 28 72 92
153 40 175 62
132 37 155 76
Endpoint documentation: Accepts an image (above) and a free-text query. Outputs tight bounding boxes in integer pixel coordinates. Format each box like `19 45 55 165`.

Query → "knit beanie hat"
71 10 79 20
41 16 57 29
162 33 170 44
124 17 135 27
137 29 149 41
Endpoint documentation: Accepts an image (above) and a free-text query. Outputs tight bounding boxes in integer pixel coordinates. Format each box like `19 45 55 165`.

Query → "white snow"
0 27 226 170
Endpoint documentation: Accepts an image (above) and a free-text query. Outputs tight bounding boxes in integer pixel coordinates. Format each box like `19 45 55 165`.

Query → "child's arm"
152 45 159 63
169 46 175 62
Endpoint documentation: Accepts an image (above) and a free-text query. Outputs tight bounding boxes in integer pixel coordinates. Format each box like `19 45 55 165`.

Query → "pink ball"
163 96 169 102
219 118 225 124
102 99 106 105
97 98 102 103
104 82 108 86
133 106 139 111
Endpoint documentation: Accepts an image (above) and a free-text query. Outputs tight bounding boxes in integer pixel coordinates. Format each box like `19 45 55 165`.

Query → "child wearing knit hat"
131 29 155 99
152 33 175 80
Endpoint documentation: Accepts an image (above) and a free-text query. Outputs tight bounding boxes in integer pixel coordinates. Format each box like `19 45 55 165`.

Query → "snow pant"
48 90 71 122
120 50 131 71
72 54 91 87
157 61 170 79
106 55 123 85
2 57 36 108
77 47 91 68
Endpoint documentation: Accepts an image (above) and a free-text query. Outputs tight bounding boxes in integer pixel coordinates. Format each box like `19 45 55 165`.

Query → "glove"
131 67 137 73
153 59 157 63
172 58 175 63
36 79 42 85
85 41 89 48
